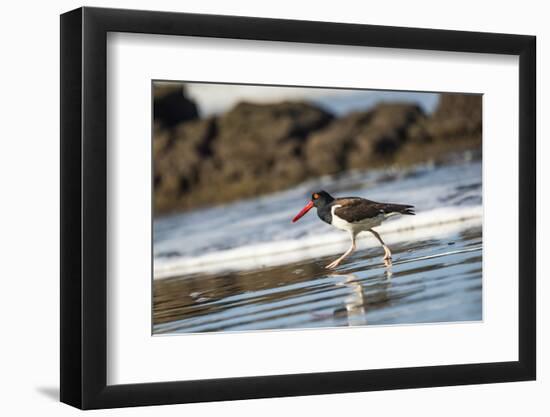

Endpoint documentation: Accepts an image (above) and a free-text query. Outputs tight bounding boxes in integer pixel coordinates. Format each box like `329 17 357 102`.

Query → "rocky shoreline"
153 88 481 214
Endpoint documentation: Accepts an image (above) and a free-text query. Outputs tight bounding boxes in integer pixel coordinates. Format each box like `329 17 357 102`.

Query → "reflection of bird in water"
329 269 393 326
292 191 414 269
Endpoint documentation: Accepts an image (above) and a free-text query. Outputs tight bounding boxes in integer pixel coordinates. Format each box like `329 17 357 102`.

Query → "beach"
153 155 482 334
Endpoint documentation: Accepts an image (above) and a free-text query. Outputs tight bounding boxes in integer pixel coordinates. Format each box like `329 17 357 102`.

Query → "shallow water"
154 157 481 277
153 156 482 334
154 226 481 333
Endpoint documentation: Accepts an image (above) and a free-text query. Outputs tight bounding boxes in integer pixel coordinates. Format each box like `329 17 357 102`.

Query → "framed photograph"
60 6 536 409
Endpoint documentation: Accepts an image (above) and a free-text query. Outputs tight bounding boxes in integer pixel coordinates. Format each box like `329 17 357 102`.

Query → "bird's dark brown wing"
334 197 415 223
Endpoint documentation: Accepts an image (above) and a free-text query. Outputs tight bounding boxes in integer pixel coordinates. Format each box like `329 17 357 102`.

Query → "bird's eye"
313 193 319 200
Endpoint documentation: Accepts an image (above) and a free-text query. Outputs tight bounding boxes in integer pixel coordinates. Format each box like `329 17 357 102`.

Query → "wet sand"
153 226 482 334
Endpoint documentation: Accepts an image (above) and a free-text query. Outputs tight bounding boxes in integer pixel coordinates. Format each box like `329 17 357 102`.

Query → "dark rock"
200 101 333 200
153 94 481 214
347 104 423 169
306 103 423 174
154 117 217 213
305 112 373 175
153 84 199 128
409 93 482 143
152 124 171 155
154 101 332 213
434 93 482 121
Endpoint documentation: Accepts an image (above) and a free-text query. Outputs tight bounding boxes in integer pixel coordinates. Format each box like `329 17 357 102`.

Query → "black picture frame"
60 6 536 410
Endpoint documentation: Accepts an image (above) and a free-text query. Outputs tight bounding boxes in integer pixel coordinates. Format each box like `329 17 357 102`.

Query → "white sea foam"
154 205 482 279
153 159 482 279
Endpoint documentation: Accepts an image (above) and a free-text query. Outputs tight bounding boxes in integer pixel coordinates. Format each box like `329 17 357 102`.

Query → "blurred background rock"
153 83 481 215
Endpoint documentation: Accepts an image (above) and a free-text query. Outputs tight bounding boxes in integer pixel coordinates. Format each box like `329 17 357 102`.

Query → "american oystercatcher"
292 191 415 268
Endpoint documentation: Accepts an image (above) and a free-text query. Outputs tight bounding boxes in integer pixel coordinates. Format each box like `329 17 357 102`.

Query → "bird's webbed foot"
325 259 342 269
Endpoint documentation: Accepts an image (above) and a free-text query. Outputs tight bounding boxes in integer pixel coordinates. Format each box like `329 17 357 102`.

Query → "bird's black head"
311 190 335 208
292 190 335 223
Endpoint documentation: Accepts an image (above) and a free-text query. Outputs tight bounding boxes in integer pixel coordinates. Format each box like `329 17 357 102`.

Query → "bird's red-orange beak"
292 201 314 223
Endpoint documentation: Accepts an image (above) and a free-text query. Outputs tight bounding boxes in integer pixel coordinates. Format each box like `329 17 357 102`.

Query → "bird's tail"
387 204 415 215
400 205 415 215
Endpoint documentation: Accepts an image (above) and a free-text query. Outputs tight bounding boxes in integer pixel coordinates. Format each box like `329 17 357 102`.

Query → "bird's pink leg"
326 233 356 269
369 229 392 265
